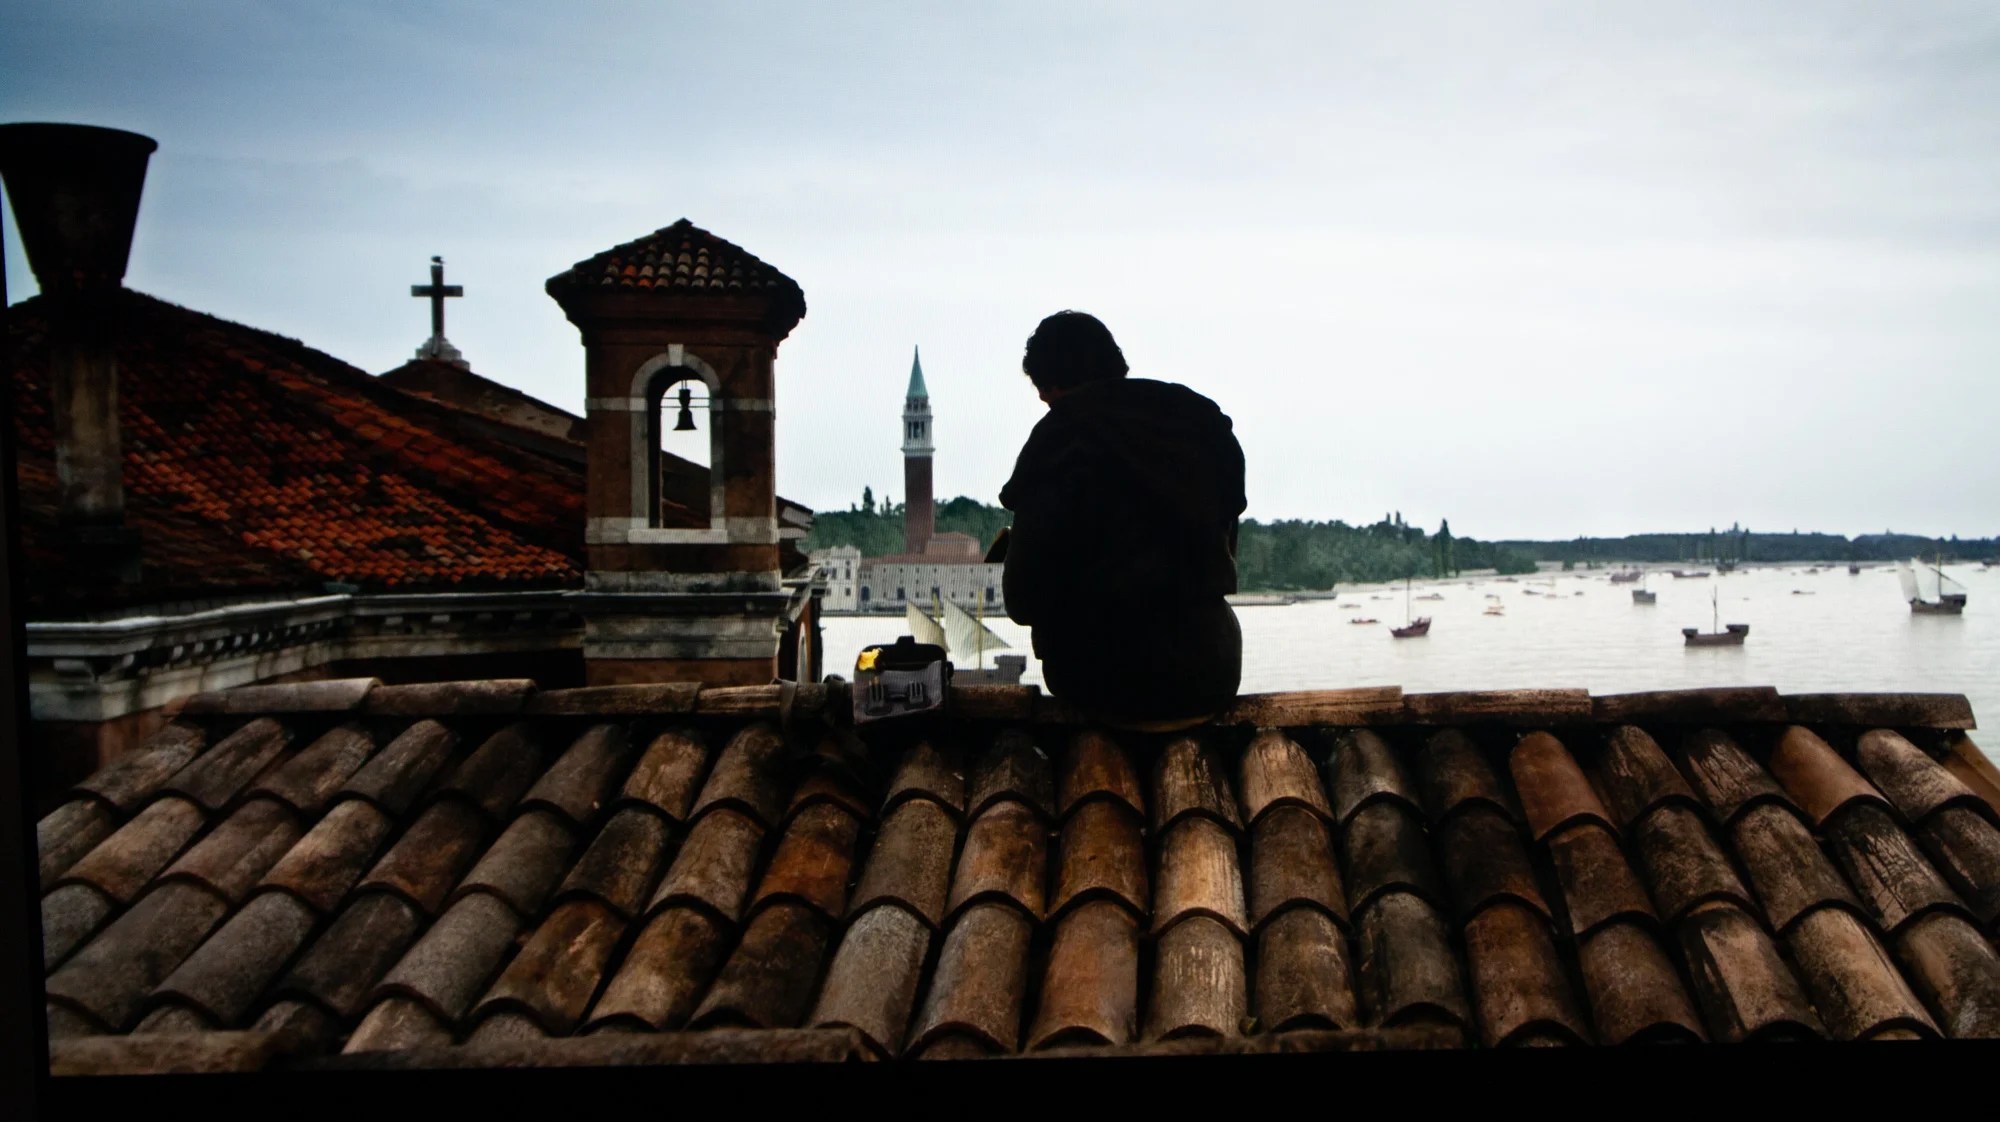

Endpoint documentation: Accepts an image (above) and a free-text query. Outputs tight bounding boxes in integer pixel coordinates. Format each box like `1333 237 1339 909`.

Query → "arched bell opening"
632 355 725 532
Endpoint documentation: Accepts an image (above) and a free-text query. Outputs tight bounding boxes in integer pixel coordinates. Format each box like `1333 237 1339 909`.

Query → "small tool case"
851 635 951 731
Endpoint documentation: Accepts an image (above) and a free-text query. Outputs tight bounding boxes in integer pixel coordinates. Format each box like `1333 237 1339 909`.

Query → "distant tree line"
1500 523 2000 565
801 493 1537 589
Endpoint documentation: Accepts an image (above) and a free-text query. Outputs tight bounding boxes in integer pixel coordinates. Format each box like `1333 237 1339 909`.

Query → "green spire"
906 345 928 400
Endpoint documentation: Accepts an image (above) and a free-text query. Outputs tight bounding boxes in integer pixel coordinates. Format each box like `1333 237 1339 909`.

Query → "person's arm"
1003 498 1057 625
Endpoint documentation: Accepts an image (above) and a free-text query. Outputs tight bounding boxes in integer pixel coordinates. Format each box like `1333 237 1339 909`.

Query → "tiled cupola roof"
544 219 805 307
33 681 2000 1074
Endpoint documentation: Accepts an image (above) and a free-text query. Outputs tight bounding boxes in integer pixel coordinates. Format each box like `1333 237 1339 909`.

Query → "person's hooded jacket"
999 377 1246 720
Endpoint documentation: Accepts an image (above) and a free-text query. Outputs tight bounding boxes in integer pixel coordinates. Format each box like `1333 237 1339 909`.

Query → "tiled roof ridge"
546 218 805 301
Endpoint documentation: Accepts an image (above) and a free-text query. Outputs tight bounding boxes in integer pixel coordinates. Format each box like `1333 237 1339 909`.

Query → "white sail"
1911 558 1942 602
1898 560 1922 603
906 604 948 650
940 598 1010 666
1939 568 1969 598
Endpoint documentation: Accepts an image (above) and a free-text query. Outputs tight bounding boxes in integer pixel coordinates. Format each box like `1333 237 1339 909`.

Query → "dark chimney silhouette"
0 123 159 585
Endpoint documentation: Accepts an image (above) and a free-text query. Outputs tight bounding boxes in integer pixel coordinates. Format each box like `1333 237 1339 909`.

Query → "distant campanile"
902 346 934 554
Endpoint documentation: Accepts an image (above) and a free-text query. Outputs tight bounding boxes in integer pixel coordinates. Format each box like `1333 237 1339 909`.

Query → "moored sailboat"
1391 574 1431 638
1683 586 1748 646
1899 556 1968 615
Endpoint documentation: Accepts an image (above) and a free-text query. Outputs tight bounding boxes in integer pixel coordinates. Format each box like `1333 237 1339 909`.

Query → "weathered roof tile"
689 901 834 1030
968 729 1054 820
520 723 634 826
1435 805 1549 922
276 893 424 1019
41 882 115 971
554 805 675 918
471 898 628 1034
246 724 377 816
616 728 711 822
1676 901 1823 1042
158 797 302 903
436 723 547 821
46 881 232 1030
1892 910 2000 1038
353 799 488 916
808 903 933 1055
1238 729 1330 825
1676 727 1796 825
1595 725 1701 829
362 680 534 718
160 718 292 813
1767 725 1893 828
37 798 118 888
1253 905 1357 1032
951 798 1051 920
344 995 454 1053
1820 803 1966 932
1153 815 1247 936
336 719 458 816
1573 920 1704 1043
57 796 206 903
1784 905 1937 1040
847 798 958 926
884 738 967 815
1056 730 1142 820
449 808 576 917
71 722 206 813
1339 800 1444 913
1912 806 2000 927
1327 729 1421 826
1247 805 1348 930
1152 735 1242 832
1543 822 1655 936
1629 804 1757 923
1728 802 1864 932
1352 889 1468 1029
646 807 764 922
1025 899 1139 1050
150 890 318 1026
1416 728 1517 825
749 802 863 919
583 905 731 1032
688 723 789 827
1145 915 1246 1040
907 901 1033 1054
1856 728 1986 823
1462 901 1590 1046
1508 731 1615 841
1046 797 1137 920
371 891 523 1025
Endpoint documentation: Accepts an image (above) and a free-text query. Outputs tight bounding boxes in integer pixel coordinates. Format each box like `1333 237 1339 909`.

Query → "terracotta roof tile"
1146 915 1247 1040
38 800 120 889
615 729 712 822
472 898 630 1035
1768 725 1894 828
1153 815 1248 936
1594 725 1702 829
1913 807 2000 928
1508 731 1616 842
847 798 959 926
450 809 576 917
1152 734 1242 832
161 718 293 814
883 738 968 817
1573 921 1704 1043
1246 805 1348 930
9 291 584 607
647 808 765 923
1026 899 1140 1050
70 722 207 814
1046 797 1138 920
1237 729 1330 825
1252 906 1358 1032
1856 729 1987 822
1326 728 1420 826
39 679 2000 1067
370 891 523 1026
809 904 935 1056
690 902 834 1031
546 220 805 311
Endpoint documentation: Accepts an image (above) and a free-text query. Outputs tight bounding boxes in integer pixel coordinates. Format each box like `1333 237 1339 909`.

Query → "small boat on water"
1671 569 1711 579
1792 590 1815 596
1337 602 1360 609
1683 586 1748 646
1850 564 1862 575
1349 617 1378 625
1899 556 1967 615
1391 575 1430 638
1631 572 1655 604
1483 603 1505 616
1415 593 1445 602
1609 568 1643 584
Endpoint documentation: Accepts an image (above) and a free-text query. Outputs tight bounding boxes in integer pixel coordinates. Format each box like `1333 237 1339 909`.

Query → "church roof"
907 345 928 401
544 219 805 309
34 678 2000 1076
7 290 585 610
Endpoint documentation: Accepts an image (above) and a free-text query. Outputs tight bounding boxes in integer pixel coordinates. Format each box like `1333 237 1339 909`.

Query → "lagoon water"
821 563 1998 751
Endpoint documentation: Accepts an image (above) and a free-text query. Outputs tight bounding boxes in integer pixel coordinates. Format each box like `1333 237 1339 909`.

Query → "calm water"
822 564 1996 753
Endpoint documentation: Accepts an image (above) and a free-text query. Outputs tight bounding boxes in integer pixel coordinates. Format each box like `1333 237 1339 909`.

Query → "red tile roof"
32 680 2000 1073
8 290 585 609
544 219 805 307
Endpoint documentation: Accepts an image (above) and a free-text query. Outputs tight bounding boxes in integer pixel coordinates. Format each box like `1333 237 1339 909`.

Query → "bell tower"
902 346 934 555
547 219 807 686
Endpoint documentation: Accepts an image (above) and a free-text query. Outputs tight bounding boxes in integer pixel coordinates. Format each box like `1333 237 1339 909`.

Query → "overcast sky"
4 2 1997 541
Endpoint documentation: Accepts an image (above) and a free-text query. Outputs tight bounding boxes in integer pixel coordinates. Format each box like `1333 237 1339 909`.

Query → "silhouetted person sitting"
998 311 1246 731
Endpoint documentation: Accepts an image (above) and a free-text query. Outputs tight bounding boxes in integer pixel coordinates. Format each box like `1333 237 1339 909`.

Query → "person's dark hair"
1023 310 1128 392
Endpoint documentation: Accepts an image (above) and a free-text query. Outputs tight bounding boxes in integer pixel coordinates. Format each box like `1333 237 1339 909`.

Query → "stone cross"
410 255 463 342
